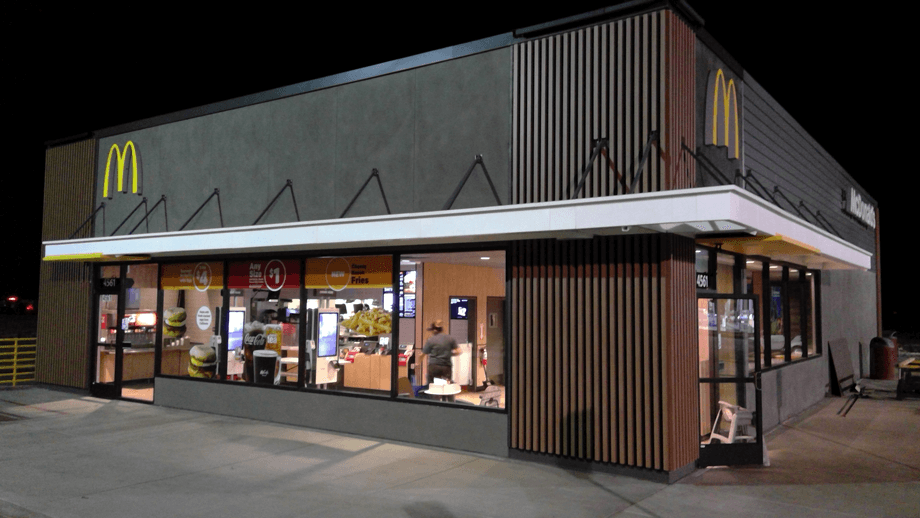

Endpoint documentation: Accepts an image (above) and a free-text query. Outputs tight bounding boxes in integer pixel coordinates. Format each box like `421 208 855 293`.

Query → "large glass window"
768 265 786 366
398 251 506 408
806 272 817 356
141 249 507 411
304 255 393 395
121 263 158 401
716 253 735 295
160 262 225 379
227 259 301 385
788 268 804 360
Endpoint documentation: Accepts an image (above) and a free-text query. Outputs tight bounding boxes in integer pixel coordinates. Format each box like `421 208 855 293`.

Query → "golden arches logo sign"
102 141 142 199
705 69 740 160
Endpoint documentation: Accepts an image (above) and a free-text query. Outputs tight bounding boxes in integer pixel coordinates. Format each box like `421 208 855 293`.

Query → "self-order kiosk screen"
318 311 338 358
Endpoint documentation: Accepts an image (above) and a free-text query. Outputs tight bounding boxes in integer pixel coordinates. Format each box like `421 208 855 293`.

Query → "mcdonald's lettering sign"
844 187 876 229
704 68 740 160
102 141 142 199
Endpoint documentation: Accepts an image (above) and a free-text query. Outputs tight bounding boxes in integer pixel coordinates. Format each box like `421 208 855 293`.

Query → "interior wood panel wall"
37 139 96 388
509 234 697 472
420 262 505 345
512 9 695 202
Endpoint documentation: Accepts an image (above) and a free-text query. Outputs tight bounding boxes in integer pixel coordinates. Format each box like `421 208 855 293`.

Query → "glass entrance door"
698 295 763 467
91 264 157 402
92 265 124 399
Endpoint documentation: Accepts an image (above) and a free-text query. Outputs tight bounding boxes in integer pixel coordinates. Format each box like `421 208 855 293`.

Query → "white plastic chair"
706 400 755 444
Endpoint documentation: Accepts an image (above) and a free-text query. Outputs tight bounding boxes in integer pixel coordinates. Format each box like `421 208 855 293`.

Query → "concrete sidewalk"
1 387 917 518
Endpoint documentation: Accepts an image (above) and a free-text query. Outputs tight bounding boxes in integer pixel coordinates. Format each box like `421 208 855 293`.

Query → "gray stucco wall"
743 75 876 263
95 48 511 236
821 269 878 379
759 357 828 431
155 377 509 458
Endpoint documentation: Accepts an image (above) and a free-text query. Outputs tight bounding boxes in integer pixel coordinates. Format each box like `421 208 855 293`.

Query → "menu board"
305 256 391 291
161 262 224 291
228 259 300 291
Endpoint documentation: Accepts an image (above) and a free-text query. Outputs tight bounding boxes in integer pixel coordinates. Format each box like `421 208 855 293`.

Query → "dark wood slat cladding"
513 9 694 202
510 234 697 472
36 139 96 388
662 234 698 470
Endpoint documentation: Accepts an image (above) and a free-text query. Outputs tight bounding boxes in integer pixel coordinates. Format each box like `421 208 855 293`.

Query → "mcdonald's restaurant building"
38 1 880 482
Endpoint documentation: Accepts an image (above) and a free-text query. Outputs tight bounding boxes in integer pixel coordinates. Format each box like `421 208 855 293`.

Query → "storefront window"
399 251 506 408
788 269 804 360
768 265 786 366
227 259 301 385
304 255 393 395
121 263 158 401
160 262 225 379
716 253 735 295
806 272 817 356
744 260 765 365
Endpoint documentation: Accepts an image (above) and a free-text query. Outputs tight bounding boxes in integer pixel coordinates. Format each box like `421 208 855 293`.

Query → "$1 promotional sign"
229 259 300 291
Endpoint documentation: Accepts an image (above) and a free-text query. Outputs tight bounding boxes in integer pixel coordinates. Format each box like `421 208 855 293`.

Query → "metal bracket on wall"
798 201 838 236
253 179 300 225
815 210 841 237
110 197 149 236
682 143 734 186
68 203 105 239
571 131 659 200
179 189 224 231
628 130 660 194
739 170 780 207
129 195 168 235
571 138 616 199
771 186 810 223
340 169 391 218
443 155 503 210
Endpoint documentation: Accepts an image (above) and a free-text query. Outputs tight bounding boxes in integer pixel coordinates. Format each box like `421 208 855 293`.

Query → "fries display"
341 307 392 336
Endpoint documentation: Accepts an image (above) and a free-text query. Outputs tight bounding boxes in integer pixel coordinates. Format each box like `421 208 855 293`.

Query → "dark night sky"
7 3 911 330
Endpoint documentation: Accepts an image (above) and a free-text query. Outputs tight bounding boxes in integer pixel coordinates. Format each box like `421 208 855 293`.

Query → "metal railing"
0 337 37 386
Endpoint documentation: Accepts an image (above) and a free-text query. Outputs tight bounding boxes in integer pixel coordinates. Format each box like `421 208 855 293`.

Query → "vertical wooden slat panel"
508 8 699 475
642 234 653 467
591 239 601 460
651 234 662 469
37 139 96 388
538 240 547 452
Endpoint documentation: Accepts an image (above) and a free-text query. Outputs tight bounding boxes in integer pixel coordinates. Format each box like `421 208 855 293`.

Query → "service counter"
98 345 191 382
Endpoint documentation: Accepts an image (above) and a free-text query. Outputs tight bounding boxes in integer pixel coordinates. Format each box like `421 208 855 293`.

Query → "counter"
98 346 191 382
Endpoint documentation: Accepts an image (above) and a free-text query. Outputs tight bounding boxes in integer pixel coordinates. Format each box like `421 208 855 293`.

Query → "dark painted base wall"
155 377 509 458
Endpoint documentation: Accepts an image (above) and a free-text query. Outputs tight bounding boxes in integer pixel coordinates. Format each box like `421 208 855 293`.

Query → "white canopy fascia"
43 185 872 270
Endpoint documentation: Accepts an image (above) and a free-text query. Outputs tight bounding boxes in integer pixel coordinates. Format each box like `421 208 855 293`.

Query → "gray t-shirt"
422 333 459 367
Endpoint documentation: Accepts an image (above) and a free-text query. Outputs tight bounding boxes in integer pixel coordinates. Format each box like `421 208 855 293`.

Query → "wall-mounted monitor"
399 271 417 318
450 297 469 320
317 309 339 358
228 309 245 351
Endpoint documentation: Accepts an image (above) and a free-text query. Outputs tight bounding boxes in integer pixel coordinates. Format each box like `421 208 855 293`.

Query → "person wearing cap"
421 319 460 384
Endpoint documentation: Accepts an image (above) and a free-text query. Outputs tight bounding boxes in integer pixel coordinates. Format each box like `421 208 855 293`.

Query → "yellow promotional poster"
103 141 143 198
161 262 224 291
305 256 391 291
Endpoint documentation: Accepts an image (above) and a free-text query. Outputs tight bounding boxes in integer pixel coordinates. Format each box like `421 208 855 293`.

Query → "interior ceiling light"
481 256 490 260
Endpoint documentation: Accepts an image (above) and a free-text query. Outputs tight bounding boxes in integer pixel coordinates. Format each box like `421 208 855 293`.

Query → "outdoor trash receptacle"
869 337 897 380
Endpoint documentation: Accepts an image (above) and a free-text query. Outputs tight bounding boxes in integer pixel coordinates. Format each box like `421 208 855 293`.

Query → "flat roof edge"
514 0 704 39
